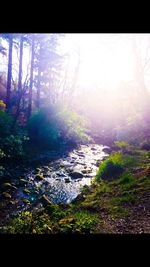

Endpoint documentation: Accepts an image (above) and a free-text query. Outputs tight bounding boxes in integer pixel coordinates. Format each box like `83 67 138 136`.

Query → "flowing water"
0 144 109 225
18 144 108 203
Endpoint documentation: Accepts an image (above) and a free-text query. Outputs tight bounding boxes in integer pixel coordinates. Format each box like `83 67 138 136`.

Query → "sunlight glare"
61 34 134 92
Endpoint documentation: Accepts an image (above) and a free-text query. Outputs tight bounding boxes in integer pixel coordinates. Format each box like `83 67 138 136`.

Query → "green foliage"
27 106 90 149
58 211 98 233
96 153 136 181
111 193 136 205
97 179 112 193
0 110 13 138
118 173 136 189
0 110 29 160
6 211 33 233
108 206 129 219
2 135 28 159
27 108 60 148
47 204 65 221
81 185 91 195
74 211 98 233
6 211 54 234
96 153 124 181
114 140 130 153
57 108 91 145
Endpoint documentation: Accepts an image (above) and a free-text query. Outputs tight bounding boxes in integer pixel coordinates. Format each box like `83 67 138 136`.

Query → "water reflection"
26 144 108 203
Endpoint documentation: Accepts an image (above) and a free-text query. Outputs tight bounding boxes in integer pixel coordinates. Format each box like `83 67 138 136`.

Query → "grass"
96 152 137 182
2 142 150 234
73 211 98 233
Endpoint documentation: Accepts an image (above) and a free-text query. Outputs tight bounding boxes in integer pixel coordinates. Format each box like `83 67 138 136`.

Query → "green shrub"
96 154 124 181
27 108 60 148
111 193 136 205
0 110 29 160
46 204 65 220
56 108 91 145
0 110 13 138
114 141 130 153
6 211 53 234
1 134 28 159
118 172 134 184
27 106 90 149
96 152 136 182
74 211 98 233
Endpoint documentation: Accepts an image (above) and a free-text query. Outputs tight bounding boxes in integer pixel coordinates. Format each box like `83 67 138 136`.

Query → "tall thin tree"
12 35 24 130
18 34 23 91
6 34 13 111
37 43 42 109
28 34 35 118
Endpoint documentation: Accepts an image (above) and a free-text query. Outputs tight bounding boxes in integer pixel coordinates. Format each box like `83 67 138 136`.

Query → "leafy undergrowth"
2 142 150 234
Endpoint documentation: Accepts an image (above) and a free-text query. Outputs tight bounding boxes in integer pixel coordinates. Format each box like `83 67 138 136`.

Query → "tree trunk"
12 35 23 130
12 35 24 130
37 44 42 109
18 35 23 91
6 34 13 111
28 35 35 118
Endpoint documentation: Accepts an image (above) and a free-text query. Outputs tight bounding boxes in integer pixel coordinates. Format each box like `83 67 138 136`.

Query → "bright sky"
60 34 134 91
1 34 150 92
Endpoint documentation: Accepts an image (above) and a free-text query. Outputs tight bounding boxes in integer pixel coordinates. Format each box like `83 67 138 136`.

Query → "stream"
0 144 109 225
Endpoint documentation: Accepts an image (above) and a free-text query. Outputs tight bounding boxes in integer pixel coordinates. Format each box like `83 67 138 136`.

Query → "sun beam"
61 34 134 92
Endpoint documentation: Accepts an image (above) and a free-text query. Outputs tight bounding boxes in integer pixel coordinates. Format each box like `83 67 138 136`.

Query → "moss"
35 174 44 180
36 168 42 172
23 189 30 195
96 157 124 181
2 192 12 199
111 194 136 205
80 200 99 212
3 182 12 188
19 178 28 185
97 181 112 194
96 152 137 182
23 199 31 204
108 206 129 219
2 182 17 190
81 185 91 195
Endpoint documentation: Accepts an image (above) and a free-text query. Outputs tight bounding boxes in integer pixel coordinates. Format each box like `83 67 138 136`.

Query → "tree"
36 40 42 109
18 34 24 91
6 34 13 111
33 34 64 107
28 34 35 118
59 46 81 107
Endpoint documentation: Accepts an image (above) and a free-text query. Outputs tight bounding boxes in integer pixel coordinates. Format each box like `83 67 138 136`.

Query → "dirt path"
105 189 150 234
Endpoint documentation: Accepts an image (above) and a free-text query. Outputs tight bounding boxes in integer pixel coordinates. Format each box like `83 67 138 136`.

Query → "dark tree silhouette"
28 34 35 118
6 34 13 110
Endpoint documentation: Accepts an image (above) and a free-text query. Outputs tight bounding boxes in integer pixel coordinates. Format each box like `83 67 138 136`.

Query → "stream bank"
0 143 108 228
